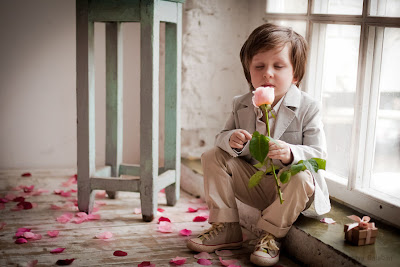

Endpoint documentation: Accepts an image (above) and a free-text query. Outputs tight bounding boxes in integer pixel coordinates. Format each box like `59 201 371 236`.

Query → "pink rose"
252 86 275 107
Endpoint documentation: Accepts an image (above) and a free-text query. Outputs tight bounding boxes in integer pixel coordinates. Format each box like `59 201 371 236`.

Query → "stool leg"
140 0 160 222
105 22 123 199
76 0 95 214
164 16 182 206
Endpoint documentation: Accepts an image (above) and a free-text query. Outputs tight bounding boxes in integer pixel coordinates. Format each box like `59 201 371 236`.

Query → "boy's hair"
240 23 308 90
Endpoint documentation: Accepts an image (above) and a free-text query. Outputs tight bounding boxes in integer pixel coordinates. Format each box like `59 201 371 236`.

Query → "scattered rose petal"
51 204 62 210
179 229 192 236
31 234 42 240
17 227 31 233
138 261 155 267
11 205 24 211
158 216 171 223
0 203 5 210
92 207 100 212
56 213 74 223
21 172 32 177
17 201 33 210
194 252 213 259
15 238 28 244
70 189 77 193
26 259 38 267
47 230 60 237
96 231 113 239
95 201 107 206
216 250 234 257
60 191 71 197
76 212 88 218
193 216 207 222
23 232 35 239
320 218 336 224
54 189 62 195
219 257 237 266
187 207 198 213
13 196 25 202
113 250 128 256
5 193 17 200
87 214 101 220
160 188 165 193
95 190 107 198
23 185 35 193
158 221 173 233
134 208 142 214
157 208 165 212
71 217 86 224
0 198 9 203
56 259 75 265
170 256 186 265
51 248 66 254
0 222 6 230
197 258 212 265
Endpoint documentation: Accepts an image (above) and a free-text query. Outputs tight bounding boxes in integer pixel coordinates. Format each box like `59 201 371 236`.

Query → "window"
264 0 400 227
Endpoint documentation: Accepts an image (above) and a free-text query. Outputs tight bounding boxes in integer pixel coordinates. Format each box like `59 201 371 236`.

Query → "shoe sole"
187 240 243 253
250 253 279 266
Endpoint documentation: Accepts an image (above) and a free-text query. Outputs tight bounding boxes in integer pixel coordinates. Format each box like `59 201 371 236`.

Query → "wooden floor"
0 170 298 266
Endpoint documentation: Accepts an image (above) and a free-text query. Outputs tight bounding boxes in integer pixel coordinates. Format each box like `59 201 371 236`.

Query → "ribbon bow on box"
346 215 376 244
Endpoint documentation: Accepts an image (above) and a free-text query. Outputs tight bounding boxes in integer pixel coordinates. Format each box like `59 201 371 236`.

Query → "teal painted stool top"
76 0 184 222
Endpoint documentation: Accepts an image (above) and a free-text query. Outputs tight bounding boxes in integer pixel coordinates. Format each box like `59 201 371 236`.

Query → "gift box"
344 215 378 246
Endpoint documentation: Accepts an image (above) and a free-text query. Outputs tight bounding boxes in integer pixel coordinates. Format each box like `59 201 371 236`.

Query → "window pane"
370 0 400 17
371 27 400 199
267 20 307 38
266 0 308 14
318 24 361 179
312 0 363 15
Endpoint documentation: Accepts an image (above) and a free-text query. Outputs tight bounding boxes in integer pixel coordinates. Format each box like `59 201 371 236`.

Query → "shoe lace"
255 233 279 252
198 223 225 241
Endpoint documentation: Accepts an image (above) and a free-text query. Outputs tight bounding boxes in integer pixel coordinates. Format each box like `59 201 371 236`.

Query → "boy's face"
249 44 297 104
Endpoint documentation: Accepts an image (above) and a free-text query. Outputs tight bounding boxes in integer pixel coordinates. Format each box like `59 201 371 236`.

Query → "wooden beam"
91 176 140 192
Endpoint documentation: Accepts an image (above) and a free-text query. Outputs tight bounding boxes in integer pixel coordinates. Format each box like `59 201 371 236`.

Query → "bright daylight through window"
264 0 400 227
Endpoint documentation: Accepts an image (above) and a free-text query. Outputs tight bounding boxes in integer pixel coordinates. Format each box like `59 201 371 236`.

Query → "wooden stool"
76 0 183 222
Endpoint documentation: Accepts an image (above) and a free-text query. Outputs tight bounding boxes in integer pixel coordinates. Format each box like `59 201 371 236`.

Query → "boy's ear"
292 78 298 84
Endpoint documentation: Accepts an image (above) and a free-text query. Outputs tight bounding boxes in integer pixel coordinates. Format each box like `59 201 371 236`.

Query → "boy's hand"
229 129 252 150
268 140 293 165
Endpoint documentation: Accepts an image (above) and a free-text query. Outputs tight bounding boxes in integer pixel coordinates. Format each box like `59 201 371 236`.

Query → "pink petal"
320 218 336 224
158 216 171 223
179 229 192 236
95 190 107 199
76 212 88 218
23 232 35 239
54 189 62 195
51 204 62 210
55 259 75 265
21 172 32 177
71 217 86 224
17 227 31 233
193 216 208 222
157 208 165 212
113 250 128 256
194 252 213 259
23 185 35 193
160 188 165 193
158 221 173 233
11 205 23 211
26 259 38 267
170 256 186 265
133 208 142 214
138 261 155 267
0 198 9 203
215 250 234 257
32 234 42 240
70 189 77 193
219 257 237 266
95 201 107 206
96 231 113 239
87 214 101 220
0 222 6 230
50 248 65 254
92 207 100 212
56 213 74 223
5 193 17 200
17 201 33 210
13 196 25 202
187 207 198 213
15 238 28 244
60 191 71 197
0 203 5 210
47 230 60 237
197 259 212 265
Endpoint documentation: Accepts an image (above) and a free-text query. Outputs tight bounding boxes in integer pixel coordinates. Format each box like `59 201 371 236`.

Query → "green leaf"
248 171 265 188
312 158 326 170
249 131 269 163
303 160 318 174
266 136 281 148
253 162 264 169
290 163 305 176
280 171 291 183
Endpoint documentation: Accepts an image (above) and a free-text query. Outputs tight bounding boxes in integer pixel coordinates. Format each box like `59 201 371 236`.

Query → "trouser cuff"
256 218 291 238
208 208 240 223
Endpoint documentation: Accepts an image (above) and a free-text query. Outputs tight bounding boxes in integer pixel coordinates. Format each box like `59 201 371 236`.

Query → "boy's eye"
255 66 264 69
275 65 283 69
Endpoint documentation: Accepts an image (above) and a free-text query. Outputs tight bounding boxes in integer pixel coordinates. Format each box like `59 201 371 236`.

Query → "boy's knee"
201 147 227 163
291 170 314 194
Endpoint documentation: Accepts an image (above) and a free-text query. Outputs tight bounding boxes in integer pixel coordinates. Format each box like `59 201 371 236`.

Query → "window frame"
264 0 400 228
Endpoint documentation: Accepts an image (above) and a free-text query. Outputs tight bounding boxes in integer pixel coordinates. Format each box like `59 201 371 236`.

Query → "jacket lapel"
237 92 256 133
273 84 301 139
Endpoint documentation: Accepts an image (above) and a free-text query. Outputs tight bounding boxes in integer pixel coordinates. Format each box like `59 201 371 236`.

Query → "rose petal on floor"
187 207 198 213
32 234 42 240
197 258 212 265
320 218 336 224
23 185 35 193
193 216 207 222
23 232 35 239
215 250 234 257
56 213 74 223
157 208 165 212
15 238 28 244
26 259 38 267
21 172 32 177
96 231 113 239
13 196 25 202
95 190 107 199
50 248 66 254
95 201 107 206
50 204 62 210
56 258 75 265
0 198 9 203
113 250 128 256
194 252 212 259
5 193 17 200
158 216 171 223
138 261 155 267
133 208 142 214
170 256 186 265
219 257 237 266
47 230 60 237
179 229 192 236
158 221 173 233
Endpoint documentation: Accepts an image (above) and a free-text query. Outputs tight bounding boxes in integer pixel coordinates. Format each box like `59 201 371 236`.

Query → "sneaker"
250 232 281 266
186 222 243 253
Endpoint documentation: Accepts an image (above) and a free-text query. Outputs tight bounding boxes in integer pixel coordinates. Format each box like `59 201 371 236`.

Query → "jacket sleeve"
289 101 327 165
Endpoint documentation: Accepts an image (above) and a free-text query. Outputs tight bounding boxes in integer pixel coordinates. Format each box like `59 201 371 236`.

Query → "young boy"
186 23 331 266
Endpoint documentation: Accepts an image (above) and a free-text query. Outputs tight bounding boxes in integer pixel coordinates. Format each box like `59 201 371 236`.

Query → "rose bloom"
252 86 275 107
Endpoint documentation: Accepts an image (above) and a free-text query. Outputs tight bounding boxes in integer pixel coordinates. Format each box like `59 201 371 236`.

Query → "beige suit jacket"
215 84 331 215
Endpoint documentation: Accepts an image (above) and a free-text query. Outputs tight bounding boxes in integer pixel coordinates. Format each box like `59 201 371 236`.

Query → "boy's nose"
263 68 273 79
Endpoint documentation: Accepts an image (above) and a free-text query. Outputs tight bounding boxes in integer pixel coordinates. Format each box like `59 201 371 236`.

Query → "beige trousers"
201 147 315 238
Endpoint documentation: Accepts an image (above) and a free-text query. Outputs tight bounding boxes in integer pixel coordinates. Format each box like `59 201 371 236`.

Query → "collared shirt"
254 96 285 138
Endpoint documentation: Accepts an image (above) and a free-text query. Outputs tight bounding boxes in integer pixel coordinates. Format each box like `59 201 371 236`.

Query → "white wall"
0 0 262 169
